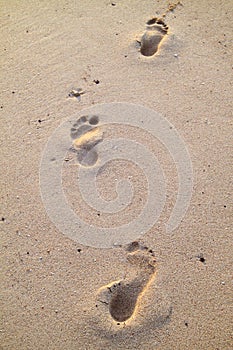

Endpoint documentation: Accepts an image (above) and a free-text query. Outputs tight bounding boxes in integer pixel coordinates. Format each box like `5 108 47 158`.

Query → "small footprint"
70 115 103 167
96 242 157 324
140 18 168 57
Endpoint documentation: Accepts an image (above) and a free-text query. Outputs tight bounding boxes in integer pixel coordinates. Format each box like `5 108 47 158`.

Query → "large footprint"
95 242 171 329
70 115 103 167
140 18 169 56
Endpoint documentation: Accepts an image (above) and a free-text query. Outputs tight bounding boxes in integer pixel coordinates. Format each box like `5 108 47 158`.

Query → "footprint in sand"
70 115 103 167
96 242 160 324
140 18 168 57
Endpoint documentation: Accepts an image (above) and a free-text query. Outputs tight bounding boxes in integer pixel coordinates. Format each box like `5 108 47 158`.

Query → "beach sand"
0 1 232 349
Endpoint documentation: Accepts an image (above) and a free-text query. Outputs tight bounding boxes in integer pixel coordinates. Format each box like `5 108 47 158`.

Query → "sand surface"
1 1 232 349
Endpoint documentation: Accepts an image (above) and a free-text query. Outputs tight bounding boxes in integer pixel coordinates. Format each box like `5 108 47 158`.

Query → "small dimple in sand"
70 115 103 167
96 242 157 324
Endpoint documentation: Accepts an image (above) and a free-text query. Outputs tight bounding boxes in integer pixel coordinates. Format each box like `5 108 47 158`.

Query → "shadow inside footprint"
109 279 145 322
140 18 168 57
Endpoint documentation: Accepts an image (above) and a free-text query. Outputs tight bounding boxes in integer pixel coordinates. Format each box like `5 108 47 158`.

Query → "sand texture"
1 1 232 349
